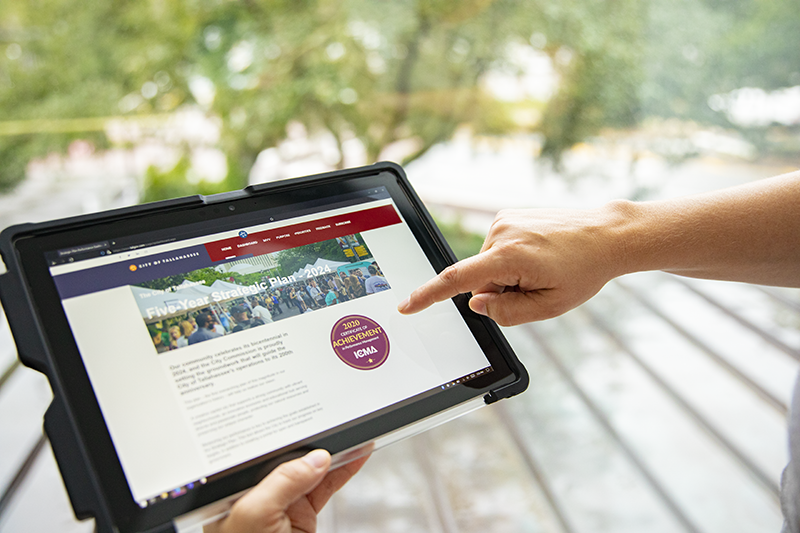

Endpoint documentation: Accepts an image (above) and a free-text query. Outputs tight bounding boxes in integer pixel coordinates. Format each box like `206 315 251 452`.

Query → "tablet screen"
41 182 504 512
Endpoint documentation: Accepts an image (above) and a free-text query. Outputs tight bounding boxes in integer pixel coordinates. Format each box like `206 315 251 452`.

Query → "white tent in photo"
291 257 350 279
209 279 268 298
228 263 260 275
313 257 349 270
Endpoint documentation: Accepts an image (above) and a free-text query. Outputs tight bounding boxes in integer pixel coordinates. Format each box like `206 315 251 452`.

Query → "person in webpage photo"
397 170 800 532
293 287 309 313
365 264 391 294
300 287 316 310
177 320 192 347
219 309 232 330
250 296 275 324
149 327 169 353
188 312 222 345
168 325 182 350
271 293 283 315
308 281 324 308
336 274 350 301
325 287 339 306
230 304 266 332
349 271 366 298
212 316 226 336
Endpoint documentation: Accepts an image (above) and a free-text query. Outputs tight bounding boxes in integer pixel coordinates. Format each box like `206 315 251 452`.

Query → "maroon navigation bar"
204 204 402 262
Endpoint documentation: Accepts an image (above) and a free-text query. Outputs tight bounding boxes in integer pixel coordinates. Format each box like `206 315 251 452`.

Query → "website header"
52 203 402 300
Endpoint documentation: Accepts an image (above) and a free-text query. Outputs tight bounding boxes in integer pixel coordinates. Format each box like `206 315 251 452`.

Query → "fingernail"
302 449 329 469
469 297 487 316
397 297 409 312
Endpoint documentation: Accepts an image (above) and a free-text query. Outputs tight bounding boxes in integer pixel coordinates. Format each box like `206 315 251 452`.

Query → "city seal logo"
330 315 389 370
238 230 248 238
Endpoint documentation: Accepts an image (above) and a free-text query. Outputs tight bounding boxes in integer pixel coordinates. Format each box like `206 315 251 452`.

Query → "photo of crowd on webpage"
135 233 392 354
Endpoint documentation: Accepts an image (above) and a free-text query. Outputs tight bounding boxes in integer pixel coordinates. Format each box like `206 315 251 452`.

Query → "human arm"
204 449 368 533
397 171 800 326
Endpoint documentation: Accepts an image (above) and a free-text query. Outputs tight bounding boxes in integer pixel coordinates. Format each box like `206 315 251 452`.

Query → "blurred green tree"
1 0 798 197
0 0 528 196
527 0 646 162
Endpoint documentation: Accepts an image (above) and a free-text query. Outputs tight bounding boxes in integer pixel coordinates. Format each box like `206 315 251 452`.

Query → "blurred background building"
1 0 799 531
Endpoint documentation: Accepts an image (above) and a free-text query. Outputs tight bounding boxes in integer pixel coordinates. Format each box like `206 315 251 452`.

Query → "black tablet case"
0 162 528 533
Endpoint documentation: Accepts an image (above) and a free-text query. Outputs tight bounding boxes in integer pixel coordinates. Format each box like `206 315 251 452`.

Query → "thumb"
222 450 331 532
252 450 331 510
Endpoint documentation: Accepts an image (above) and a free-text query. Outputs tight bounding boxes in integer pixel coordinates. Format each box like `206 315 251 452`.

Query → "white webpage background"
59 206 489 502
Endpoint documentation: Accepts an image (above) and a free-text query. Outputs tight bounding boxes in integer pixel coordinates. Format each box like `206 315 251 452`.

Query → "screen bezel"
11 167 522 532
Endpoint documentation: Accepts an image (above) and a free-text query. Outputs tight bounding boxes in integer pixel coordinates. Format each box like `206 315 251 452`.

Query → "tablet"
0 162 527 533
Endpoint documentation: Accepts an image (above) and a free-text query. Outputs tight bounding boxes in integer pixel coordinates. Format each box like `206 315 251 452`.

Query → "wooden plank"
518 323 704 533
597 279 789 486
629 275 798 407
615 279 787 414
527 298 784 532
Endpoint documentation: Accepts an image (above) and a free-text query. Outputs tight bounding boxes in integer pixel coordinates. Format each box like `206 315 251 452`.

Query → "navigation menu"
203 205 402 261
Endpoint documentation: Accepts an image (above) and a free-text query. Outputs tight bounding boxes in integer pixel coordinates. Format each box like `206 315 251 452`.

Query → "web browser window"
47 188 493 507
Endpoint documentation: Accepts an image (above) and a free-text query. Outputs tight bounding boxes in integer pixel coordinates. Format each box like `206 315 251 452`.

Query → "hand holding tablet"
205 449 368 533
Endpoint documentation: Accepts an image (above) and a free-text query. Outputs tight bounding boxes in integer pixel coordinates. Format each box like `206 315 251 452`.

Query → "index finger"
397 252 505 315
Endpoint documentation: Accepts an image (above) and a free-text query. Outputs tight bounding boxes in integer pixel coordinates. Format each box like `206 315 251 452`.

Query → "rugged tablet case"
0 162 528 533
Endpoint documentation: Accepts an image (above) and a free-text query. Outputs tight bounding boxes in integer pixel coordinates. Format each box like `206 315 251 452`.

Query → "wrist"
598 198 656 278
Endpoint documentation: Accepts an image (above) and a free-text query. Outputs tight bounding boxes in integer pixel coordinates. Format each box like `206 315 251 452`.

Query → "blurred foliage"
640 0 796 125
436 218 486 261
530 0 646 161
142 157 229 203
1 0 798 197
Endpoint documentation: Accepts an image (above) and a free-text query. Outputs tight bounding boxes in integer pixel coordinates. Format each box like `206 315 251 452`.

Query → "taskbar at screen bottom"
136 365 494 508
439 366 493 390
